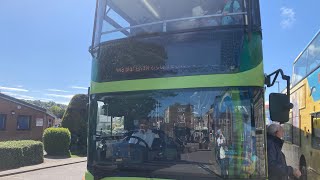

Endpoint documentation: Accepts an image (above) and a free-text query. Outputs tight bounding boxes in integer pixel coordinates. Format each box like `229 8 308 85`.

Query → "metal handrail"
101 12 247 35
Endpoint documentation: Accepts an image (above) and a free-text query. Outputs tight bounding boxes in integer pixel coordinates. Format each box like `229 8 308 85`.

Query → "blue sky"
0 0 95 104
0 0 319 105
260 0 320 98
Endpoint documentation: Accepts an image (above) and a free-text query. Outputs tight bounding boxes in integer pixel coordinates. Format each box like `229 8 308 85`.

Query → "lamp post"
276 81 280 93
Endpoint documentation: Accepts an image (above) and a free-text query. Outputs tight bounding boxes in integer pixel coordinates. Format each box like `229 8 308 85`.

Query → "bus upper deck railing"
101 12 248 35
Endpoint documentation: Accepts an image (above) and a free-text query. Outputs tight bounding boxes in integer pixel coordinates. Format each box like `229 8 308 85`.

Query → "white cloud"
56 101 70 105
308 44 320 57
38 98 54 102
1 91 18 96
1 91 34 100
0 86 28 92
292 73 304 84
16 85 23 88
71 86 88 90
15 95 35 100
45 94 74 99
280 7 296 29
46 89 70 93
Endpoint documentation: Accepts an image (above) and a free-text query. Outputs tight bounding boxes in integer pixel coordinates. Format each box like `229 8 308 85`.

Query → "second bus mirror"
269 93 293 124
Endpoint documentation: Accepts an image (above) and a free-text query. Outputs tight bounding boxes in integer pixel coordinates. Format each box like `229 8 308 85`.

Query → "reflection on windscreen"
93 29 244 82
96 106 126 137
93 87 266 179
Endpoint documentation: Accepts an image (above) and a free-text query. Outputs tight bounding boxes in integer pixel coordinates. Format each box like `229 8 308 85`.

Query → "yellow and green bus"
282 30 320 180
84 0 290 179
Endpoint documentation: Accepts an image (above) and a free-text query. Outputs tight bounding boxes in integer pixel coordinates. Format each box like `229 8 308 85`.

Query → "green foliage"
49 105 66 118
97 40 170 81
0 140 43 170
67 94 88 110
104 91 177 130
24 100 67 119
62 94 88 155
61 109 82 134
43 128 71 156
25 100 67 110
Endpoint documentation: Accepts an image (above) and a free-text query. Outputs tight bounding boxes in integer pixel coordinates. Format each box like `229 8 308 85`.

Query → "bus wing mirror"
269 93 293 124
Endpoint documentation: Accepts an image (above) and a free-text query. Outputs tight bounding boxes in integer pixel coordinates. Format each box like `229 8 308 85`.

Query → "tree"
25 100 67 111
96 39 175 82
61 94 88 155
104 91 176 130
49 105 66 119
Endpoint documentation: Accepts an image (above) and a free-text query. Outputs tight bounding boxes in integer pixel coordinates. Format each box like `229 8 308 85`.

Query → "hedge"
0 140 43 170
62 94 88 155
43 128 71 156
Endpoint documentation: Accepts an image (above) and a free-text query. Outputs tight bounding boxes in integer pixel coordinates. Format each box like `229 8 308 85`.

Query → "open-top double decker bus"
85 0 291 179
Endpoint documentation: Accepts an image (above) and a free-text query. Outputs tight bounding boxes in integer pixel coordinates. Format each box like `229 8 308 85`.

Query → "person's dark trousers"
220 158 228 178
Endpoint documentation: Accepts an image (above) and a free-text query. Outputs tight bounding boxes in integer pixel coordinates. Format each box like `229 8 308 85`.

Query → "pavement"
0 156 87 178
0 162 87 180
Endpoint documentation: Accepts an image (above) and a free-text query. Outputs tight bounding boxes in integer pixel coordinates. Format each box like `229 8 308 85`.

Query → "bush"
0 140 43 170
43 128 71 156
62 94 88 155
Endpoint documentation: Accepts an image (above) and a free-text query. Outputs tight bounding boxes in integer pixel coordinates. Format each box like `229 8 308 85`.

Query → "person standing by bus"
217 133 228 178
267 124 301 180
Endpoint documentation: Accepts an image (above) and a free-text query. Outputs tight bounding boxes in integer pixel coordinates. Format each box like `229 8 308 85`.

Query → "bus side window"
311 114 320 150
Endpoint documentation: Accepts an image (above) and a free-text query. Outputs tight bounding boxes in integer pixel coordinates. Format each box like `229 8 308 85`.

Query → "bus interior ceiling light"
141 0 160 19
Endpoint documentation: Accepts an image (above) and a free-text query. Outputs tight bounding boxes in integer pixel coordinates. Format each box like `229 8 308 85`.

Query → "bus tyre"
300 165 307 180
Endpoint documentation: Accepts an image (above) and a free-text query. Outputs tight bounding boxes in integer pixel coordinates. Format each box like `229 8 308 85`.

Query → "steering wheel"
125 136 150 150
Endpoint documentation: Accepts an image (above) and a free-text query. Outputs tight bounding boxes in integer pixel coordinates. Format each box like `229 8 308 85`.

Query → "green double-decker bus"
84 0 285 179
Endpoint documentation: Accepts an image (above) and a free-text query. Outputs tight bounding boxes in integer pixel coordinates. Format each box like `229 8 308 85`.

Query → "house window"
17 115 31 130
48 119 52 127
0 114 6 130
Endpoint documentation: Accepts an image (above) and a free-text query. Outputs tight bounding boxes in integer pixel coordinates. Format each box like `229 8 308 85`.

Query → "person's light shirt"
220 146 226 159
129 129 158 148
217 136 225 146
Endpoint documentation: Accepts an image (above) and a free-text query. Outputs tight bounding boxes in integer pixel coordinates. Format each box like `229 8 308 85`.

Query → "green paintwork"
240 33 263 72
90 62 264 94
